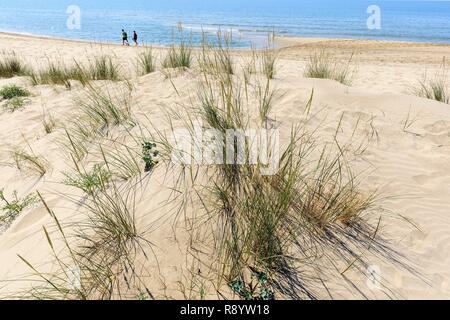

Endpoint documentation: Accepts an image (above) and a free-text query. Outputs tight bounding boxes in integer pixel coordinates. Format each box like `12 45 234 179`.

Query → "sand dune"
0 33 449 299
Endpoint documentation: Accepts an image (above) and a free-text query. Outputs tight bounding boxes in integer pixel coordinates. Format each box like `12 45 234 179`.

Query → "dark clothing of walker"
133 31 138 46
122 30 129 46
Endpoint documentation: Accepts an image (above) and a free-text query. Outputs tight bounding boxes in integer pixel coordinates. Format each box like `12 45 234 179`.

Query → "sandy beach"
0 32 449 300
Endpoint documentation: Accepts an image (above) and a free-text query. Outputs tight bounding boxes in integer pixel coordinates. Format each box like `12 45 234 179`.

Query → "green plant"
39 62 71 88
415 59 449 104
137 49 156 75
29 56 120 86
304 50 356 85
0 85 30 100
60 125 92 162
256 78 276 124
90 55 121 81
67 61 90 85
29 59 89 88
261 51 277 80
3 97 28 112
229 269 274 300
142 142 159 172
242 48 258 99
136 291 151 300
417 80 448 103
60 83 134 163
77 85 134 133
0 189 38 226
148 71 390 300
0 53 28 78
198 31 234 76
64 164 111 195
15 190 153 300
162 27 192 69
260 36 278 80
100 143 142 181
163 46 192 69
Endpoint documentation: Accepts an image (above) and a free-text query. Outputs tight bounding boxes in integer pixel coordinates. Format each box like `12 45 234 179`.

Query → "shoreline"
1 30 450 51
276 34 450 48
0 31 168 49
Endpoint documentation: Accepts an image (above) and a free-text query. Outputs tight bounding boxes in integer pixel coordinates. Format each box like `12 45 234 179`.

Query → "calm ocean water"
0 0 449 47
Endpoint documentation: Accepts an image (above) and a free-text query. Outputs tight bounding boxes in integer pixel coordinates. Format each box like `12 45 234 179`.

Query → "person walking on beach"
122 29 130 46
132 31 138 46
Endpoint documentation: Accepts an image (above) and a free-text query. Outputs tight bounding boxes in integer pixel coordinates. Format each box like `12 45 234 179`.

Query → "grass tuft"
13 149 48 177
162 27 192 69
32 62 73 88
12 139 48 177
199 31 234 76
0 85 30 100
0 189 38 229
64 164 111 195
0 52 29 78
3 97 29 112
29 56 119 88
42 111 57 134
260 36 278 80
304 50 356 85
14 184 153 299
29 59 86 88
89 55 121 81
59 85 135 163
137 49 156 75
415 59 449 104
149 70 394 300
77 85 134 132
256 78 276 124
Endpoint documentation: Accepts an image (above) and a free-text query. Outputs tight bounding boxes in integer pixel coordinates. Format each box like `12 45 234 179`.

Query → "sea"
0 0 449 47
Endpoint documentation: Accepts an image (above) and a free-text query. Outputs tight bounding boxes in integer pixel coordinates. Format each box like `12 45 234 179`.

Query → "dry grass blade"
43 111 57 134
12 144 48 177
99 143 142 181
77 84 134 132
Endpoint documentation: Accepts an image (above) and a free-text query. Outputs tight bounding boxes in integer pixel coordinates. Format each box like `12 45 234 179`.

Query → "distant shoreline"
0 31 167 48
1 30 449 51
